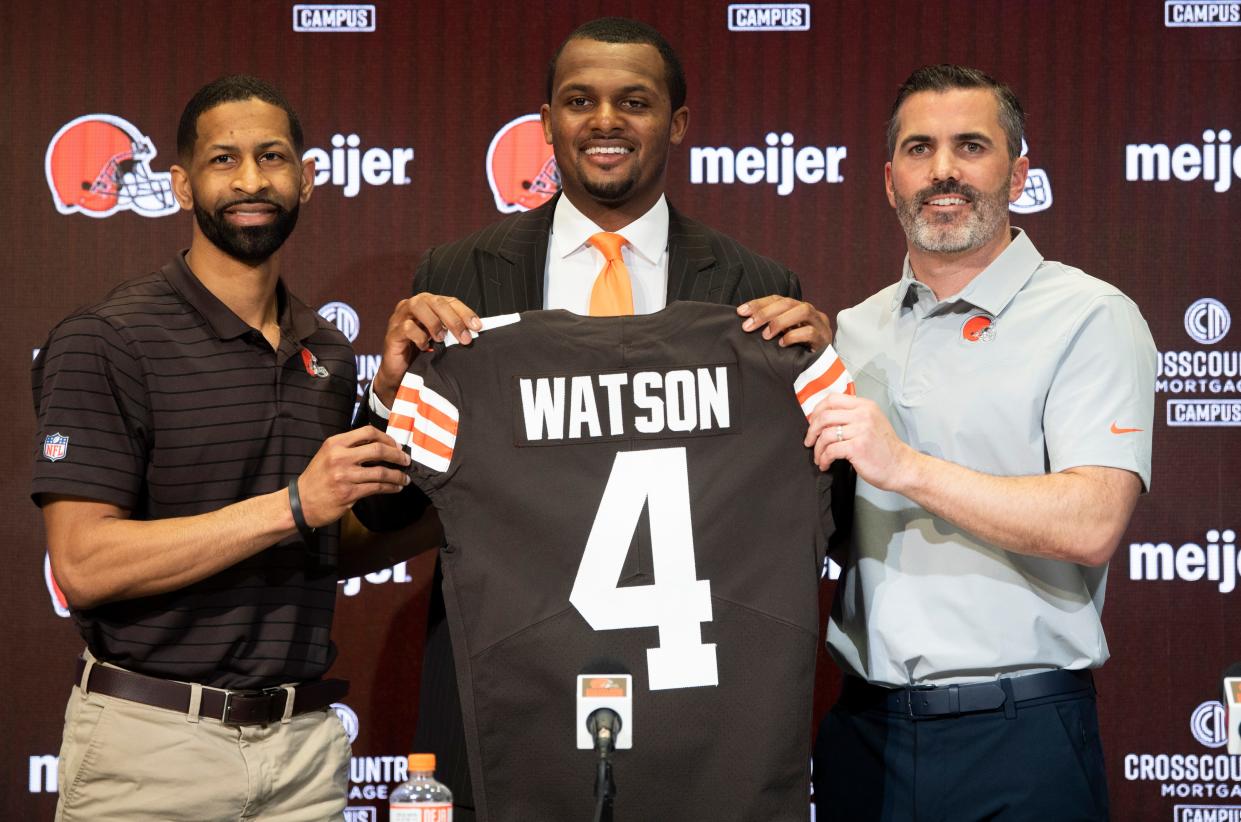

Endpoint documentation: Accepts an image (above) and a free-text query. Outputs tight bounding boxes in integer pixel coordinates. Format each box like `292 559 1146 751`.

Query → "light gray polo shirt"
828 229 1157 687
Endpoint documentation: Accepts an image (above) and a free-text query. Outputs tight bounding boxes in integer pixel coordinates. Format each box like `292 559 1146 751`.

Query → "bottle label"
390 804 452 822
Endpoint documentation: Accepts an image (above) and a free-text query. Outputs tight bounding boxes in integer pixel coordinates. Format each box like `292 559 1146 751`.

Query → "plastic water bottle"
390 753 453 822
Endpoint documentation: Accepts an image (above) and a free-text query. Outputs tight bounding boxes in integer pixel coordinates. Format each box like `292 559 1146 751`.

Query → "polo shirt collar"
550 193 669 265
165 251 320 343
889 228 1043 315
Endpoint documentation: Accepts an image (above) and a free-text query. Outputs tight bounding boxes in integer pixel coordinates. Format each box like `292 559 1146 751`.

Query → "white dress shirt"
544 194 670 315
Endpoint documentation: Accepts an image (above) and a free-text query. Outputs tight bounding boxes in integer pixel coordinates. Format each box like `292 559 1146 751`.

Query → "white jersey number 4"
569 447 718 690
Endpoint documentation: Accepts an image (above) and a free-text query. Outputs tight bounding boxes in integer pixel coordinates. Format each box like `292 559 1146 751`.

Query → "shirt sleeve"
366 382 391 420
32 313 150 509
1043 294 1157 489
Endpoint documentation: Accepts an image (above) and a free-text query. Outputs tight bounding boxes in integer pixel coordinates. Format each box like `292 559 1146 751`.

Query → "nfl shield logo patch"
43 432 69 462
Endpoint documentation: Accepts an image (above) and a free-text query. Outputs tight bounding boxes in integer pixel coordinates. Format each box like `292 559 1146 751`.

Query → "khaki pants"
56 659 350 822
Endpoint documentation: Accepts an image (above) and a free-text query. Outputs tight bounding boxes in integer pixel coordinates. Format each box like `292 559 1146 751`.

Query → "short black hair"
176 75 304 161
546 17 687 111
887 65 1025 160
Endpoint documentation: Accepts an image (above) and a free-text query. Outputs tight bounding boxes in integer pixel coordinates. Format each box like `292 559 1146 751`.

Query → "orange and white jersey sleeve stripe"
386 373 460 473
793 344 855 418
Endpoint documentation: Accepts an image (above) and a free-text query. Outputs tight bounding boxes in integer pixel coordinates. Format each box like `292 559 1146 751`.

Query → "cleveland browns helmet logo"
46 114 179 218
486 114 560 213
961 314 996 343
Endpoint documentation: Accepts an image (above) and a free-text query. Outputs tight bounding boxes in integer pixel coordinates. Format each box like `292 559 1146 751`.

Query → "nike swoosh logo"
1110 422 1143 434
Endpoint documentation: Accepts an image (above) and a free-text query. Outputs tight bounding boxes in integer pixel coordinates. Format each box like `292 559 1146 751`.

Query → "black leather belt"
841 669 1094 719
74 657 349 726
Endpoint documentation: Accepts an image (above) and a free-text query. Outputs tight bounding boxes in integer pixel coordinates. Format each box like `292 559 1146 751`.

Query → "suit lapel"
666 205 738 305
479 197 556 313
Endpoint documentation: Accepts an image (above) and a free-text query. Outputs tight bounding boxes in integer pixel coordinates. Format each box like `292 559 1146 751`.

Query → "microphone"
587 708 622 755
1224 663 1241 755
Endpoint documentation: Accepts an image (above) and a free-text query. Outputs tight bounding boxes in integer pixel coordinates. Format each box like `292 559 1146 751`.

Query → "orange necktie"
587 232 635 316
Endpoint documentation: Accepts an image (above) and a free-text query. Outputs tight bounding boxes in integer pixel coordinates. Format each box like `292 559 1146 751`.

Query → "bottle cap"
408 753 436 772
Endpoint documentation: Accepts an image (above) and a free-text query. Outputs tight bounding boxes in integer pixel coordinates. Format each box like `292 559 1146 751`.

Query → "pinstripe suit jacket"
377 195 805 814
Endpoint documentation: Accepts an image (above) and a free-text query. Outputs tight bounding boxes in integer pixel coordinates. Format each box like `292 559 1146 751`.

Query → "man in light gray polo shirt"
806 65 1156 821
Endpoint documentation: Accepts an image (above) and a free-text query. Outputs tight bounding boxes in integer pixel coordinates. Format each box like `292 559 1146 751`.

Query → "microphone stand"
593 755 615 822
588 709 619 822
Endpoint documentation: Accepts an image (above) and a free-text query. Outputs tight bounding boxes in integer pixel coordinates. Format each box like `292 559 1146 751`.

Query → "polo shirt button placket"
900 309 934 406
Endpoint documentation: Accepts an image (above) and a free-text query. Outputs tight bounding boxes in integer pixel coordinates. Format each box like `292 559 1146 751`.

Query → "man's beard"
894 177 1011 254
579 162 639 203
194 198 299 264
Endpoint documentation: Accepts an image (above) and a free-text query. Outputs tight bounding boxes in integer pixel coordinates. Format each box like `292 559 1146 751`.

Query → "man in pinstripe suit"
357 18 834 818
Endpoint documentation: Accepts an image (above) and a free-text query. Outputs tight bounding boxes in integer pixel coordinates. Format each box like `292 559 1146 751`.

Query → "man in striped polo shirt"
32 76 419 821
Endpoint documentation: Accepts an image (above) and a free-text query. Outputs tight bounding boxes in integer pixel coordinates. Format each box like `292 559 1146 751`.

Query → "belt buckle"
906 684 960 719
221 687 285 725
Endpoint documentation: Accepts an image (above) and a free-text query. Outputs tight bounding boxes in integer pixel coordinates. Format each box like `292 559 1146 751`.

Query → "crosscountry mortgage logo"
1192 701 1228 749
292 4 376 32
319 301 360 343
727 3 811 31
1165 1 1241 26
332 702 360 744
1186 298 1231 345
1158 298 1241 425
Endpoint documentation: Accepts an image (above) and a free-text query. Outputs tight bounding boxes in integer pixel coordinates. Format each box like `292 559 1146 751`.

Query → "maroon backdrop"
3 1 1239 819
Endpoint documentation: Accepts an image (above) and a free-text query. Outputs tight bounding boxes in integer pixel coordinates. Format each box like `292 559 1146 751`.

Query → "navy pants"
813 684 1109 821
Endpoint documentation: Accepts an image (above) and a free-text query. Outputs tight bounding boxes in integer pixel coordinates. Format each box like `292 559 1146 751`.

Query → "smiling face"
541 37 689 227
172 98 313 264
885 88 1028 256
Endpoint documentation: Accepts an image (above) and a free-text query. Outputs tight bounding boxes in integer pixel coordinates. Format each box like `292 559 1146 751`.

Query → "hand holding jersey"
805 391 914 486
293 426 411 528
738 293 833 350
373 293 484 408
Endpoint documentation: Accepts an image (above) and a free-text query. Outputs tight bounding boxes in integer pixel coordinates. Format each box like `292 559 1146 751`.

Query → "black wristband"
288 477 317 545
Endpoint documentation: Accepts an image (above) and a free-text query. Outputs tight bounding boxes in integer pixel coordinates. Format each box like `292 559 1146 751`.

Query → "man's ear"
171 164 194 211
300 155 315 204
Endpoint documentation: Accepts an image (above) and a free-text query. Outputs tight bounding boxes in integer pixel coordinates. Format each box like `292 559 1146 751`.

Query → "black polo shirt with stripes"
32 253 356 689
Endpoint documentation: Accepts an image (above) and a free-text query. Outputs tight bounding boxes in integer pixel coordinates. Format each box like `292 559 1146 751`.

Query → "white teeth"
927 197 967 206
585 146 631 155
